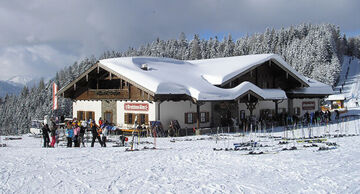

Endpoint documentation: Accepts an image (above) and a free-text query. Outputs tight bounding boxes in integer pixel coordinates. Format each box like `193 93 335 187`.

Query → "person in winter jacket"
42 124 50 148
91 120 103 147
102 125 109 147
65 122 74 147
79 121 87 147
49 118 57 147
73 124 81 147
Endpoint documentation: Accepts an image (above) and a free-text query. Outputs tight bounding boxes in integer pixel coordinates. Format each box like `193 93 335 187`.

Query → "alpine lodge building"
57 54 334 132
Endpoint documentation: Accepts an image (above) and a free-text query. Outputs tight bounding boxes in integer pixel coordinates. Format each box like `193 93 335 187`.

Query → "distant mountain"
7 75 34 86
0 75 45 98
0 80 22 98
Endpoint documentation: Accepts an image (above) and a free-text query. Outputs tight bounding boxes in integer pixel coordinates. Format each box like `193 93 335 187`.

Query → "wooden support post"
274 100 279 115
109 72 112 80
157 101 162 121
74 83 76 91
196 103 200 130
86 74 88 82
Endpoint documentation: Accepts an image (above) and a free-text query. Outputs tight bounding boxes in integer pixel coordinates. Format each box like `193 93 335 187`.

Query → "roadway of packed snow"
1 123 360 194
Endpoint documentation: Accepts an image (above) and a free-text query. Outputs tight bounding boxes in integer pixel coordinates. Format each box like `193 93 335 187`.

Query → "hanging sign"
302 101 315 110
124 103 149 111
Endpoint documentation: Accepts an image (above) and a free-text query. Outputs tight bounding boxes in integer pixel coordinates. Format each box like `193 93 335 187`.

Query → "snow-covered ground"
1 56 360 194
1 121 360 194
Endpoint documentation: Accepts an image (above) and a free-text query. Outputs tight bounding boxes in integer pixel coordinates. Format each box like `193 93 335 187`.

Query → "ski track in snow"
1 124 360 194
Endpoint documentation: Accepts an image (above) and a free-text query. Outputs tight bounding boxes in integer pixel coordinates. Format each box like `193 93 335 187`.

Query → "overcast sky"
0 0 359 81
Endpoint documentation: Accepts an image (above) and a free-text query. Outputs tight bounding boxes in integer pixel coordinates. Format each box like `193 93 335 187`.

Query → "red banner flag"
52 83 58 110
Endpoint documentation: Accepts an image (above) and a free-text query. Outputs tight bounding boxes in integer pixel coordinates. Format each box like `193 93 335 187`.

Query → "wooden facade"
60 63 155 102
222 60 305 91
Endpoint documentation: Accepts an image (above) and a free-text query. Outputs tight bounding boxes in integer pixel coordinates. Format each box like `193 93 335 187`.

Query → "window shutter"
124 113 129 124
132 114 136 124
145 114 149 125
206 112 209 123
185 113 188 124
77 111 81 120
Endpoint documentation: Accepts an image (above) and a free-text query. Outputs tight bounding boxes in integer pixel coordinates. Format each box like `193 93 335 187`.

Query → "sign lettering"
124 103 149 111
302 101 315 110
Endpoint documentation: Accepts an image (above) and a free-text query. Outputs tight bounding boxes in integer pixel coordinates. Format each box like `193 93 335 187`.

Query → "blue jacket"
66 128 74 138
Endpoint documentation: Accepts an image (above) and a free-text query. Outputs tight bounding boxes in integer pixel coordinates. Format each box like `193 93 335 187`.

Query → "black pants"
74 135 79 147
67 137 72 147
102 136 107 147
79 133 85 147
43 135 50 147
91 135 103 147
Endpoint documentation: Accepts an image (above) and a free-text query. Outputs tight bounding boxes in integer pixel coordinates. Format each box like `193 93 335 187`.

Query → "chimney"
141 63 149 71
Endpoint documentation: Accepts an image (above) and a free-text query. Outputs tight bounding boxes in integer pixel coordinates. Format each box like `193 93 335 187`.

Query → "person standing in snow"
91 120 103 147
42 123 50 148
102 125 108 147
79 121 87 147
49 118 57 147
65 122 74 147
73 124 81 147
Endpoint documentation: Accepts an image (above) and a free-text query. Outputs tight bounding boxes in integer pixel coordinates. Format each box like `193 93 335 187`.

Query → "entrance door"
101 100 117 124
104 112 112 124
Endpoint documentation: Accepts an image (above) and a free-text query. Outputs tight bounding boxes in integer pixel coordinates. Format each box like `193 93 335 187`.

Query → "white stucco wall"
157 101 212 130
116 101 156 128
72 100 102 123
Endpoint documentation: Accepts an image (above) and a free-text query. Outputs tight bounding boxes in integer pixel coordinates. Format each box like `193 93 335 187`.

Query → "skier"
65 122 74 147
91 120 103 147
42 123 50 148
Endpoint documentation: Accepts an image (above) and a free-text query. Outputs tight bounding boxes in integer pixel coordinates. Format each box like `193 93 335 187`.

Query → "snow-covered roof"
99 54 310 101
326 94 345 101
189 54 309 86
287 77 334 95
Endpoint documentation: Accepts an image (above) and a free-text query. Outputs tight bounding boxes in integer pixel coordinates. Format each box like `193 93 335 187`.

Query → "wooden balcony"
76 89 130 100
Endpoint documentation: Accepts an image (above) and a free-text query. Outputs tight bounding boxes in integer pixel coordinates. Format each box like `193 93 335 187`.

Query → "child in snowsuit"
91 121 103 147
65 122 74 147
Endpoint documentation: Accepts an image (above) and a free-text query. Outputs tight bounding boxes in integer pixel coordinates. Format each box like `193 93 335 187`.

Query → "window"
77 111 85 121
125 113 133 124
185 112 209 124
86 111 95 121
294 107 301 115
139 114 146 125
104 111 112 123
124 113 149 125
200 112 206 123
185 113 194 124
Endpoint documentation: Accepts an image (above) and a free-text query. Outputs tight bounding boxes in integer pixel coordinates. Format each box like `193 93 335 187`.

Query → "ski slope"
1 123 360 194
335 56 360 108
